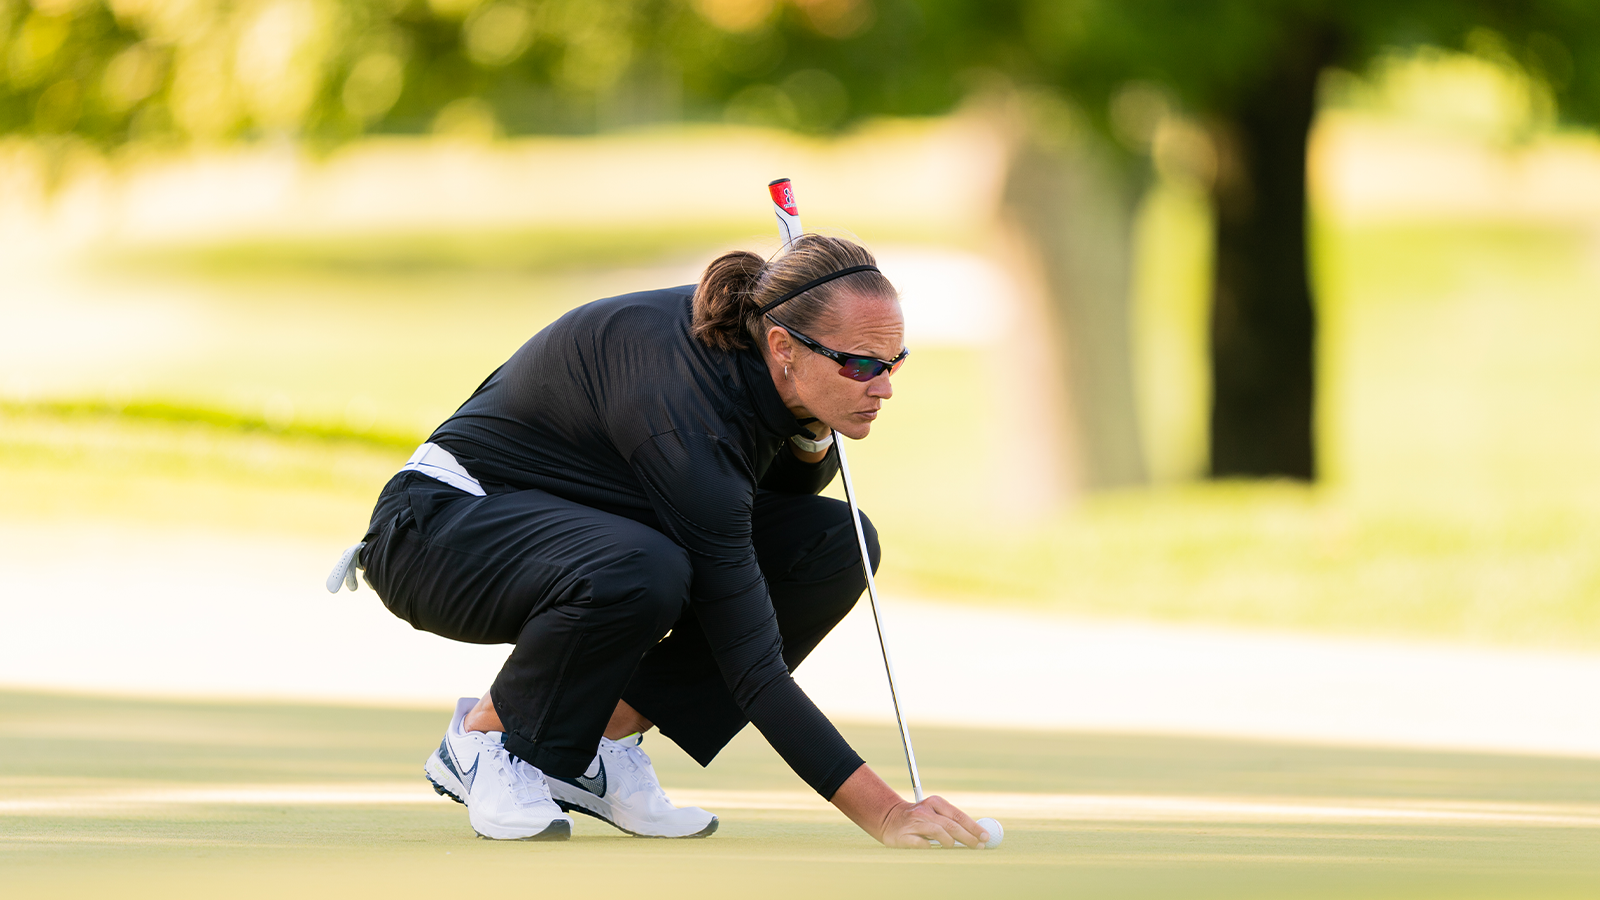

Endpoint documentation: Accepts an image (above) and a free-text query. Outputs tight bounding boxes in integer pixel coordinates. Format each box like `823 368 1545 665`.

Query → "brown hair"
691 234 895 353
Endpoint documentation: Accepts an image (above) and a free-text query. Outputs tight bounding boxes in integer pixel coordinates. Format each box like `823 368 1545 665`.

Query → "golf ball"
976 817 1004 849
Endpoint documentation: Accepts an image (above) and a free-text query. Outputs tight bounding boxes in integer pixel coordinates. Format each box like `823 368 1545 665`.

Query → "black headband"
756 264 880 316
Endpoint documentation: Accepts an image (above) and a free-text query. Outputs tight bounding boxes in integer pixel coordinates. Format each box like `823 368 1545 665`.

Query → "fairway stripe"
0 783 449 813
938 792 1600 828
671 790 1600 828
5 783 1600 828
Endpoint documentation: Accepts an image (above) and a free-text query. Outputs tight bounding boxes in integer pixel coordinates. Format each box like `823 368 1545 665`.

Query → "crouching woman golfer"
350 235 987 848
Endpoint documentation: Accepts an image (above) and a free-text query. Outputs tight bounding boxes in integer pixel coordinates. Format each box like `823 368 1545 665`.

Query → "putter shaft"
835 439 925 803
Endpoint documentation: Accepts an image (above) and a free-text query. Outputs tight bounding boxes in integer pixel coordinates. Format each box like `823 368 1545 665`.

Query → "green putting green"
3 690 1598 899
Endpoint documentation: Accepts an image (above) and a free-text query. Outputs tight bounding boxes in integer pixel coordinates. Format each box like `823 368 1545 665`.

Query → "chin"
836 421 873 441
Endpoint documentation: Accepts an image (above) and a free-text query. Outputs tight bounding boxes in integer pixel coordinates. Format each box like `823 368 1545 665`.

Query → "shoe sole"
430 767 571 841
474 819 571 842
554 798 719 839
426 769 465 805
424 744 466 805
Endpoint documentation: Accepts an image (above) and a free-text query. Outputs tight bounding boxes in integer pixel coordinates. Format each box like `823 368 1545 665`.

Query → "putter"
834 438 926 803
766 178 925 803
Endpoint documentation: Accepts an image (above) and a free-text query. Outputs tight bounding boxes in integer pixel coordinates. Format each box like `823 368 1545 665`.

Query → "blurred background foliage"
4 0 1597 143
7 0 1600 484
0 0 942 145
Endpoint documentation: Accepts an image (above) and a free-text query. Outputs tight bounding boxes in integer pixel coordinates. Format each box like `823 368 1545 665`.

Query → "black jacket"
430 285 862 794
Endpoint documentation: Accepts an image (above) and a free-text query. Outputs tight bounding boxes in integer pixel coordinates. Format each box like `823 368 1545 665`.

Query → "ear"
765 324 795 366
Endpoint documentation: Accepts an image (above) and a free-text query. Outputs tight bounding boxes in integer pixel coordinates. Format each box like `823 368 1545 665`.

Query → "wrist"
829 764 904 844
875 799 908 845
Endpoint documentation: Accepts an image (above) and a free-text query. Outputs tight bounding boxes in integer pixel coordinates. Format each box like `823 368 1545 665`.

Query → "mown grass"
3 690 1599 900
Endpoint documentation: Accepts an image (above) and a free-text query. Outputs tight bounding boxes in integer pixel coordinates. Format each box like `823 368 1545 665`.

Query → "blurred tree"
701 0 1600 482
713 0 1600 480
963 1 1600 481
5 0 1596 483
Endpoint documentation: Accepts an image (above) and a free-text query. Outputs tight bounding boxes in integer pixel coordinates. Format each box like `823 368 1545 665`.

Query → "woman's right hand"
831 763 990 849
877 795 989 849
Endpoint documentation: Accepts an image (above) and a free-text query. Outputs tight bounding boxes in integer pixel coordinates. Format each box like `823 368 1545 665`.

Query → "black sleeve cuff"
815 755 868 801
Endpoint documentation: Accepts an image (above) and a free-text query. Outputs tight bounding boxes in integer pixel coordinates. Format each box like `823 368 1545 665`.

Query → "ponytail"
691 250 765 351
690 234 895 353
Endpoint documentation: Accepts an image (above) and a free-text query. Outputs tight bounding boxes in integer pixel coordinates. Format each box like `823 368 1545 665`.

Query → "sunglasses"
769 316 909 382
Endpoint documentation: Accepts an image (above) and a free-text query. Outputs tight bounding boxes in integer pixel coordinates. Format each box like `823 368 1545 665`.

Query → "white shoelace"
506 755 554 808
602 739 670 802
475 733 554 808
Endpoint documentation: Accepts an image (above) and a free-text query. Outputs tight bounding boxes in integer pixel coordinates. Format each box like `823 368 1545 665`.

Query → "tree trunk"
1001 125 1147 491
1207 27 1340 480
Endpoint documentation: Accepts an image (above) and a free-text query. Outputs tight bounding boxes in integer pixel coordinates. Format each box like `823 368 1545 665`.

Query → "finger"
891 829 935 850
918 820 957 849
923 795 982 831
922 796 985 847
940 817 982 849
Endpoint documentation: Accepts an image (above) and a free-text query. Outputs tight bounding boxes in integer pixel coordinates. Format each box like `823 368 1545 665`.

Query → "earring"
783 365 790 379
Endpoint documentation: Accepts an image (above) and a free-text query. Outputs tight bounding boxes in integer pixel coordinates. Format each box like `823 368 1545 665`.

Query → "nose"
867 372 893 400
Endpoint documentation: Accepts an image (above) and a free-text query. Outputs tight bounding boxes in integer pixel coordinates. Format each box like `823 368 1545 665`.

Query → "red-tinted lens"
839 358 882 382
838 352 908 382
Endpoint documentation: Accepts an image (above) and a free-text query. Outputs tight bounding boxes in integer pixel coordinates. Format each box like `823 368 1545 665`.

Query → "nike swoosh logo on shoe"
556 758 606 799
444 738 479 794
578 758 606 798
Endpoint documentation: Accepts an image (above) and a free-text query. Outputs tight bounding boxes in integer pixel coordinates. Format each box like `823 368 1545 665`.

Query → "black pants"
361 472 876 778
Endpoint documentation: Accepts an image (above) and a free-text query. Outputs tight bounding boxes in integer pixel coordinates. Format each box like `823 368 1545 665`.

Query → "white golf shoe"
424 697 572 841
548 733 718 838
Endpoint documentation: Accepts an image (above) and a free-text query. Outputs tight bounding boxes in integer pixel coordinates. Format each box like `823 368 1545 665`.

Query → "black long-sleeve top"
429 285 864 797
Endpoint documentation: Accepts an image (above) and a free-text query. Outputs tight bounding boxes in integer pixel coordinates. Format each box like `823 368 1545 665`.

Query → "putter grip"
769 178 802 246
